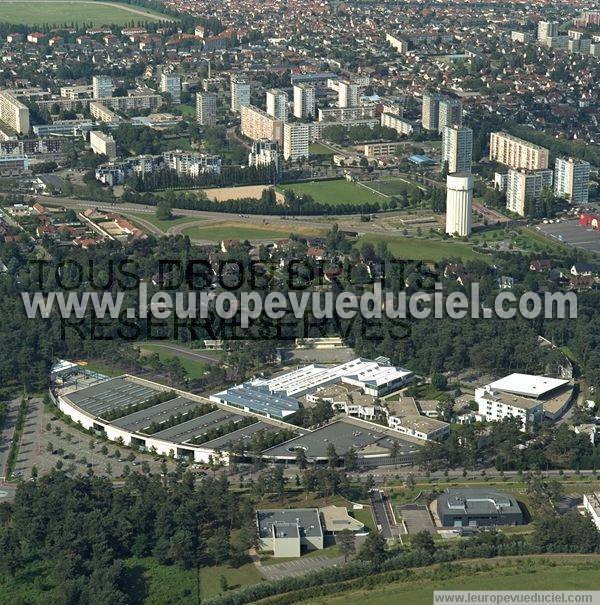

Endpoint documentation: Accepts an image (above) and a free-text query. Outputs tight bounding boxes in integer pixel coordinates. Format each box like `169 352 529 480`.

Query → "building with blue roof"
210 383 300 419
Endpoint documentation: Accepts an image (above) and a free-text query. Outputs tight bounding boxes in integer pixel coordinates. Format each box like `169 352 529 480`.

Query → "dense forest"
0 221 600 391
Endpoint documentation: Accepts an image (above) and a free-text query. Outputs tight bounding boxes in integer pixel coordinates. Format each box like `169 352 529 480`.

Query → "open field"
138 343 208 380
203 184 272 202
182 220 325 242
0 1 169 26
300 556 600 605
276 180 387 206
356 234 489 262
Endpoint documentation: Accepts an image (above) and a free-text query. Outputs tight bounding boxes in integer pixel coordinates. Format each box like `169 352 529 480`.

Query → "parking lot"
11 397 178 480
536 219 600 253
398 503 436 535
259 555 344 581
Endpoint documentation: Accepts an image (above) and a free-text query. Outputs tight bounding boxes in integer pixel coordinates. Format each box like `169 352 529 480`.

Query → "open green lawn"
139 343 208 380
356 234 489 262
349 506 373 532
309 142 334 155
182 220 325 242
303 557 600 605
162 136 193 152
0 1 169 26
125 558 262 603
276 179 387 206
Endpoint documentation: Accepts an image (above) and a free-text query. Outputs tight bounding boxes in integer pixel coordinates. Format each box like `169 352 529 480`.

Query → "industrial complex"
50 357 427 468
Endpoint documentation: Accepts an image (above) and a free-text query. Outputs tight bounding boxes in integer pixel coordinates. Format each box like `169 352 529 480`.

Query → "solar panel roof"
112 396 205 432
67 377 163 417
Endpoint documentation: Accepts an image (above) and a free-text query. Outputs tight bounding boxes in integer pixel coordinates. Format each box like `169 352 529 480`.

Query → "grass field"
302 556 600 605
367 176 424 197
276 180 387 206
139 343 208 380
182 220 325 242
0 1 169 26
356 234 488 262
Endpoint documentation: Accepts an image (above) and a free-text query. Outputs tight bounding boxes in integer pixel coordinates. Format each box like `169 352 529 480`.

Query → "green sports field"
276 179 387 206
0 1 169 26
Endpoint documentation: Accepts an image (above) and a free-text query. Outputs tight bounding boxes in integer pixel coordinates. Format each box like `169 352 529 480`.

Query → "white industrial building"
255 357 413 398
476 373 570 430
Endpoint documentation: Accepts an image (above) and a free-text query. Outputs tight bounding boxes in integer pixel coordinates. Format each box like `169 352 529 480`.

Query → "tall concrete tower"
445 173 473 237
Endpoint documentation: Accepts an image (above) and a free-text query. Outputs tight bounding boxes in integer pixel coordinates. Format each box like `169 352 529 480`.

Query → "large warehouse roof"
152 409 243 443
112 396 203 433
67 377 164 417
262 419 421 460
488 373 569 399
211 383 300 419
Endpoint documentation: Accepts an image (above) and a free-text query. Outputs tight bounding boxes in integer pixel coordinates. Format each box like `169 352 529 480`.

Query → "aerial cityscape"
0 0 599 603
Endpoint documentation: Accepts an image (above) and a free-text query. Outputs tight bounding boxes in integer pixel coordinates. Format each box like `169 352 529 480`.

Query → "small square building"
436 488 523 528
257 508 324 557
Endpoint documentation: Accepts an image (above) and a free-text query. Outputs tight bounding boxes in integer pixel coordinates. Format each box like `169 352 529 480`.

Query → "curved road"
31 194 419 244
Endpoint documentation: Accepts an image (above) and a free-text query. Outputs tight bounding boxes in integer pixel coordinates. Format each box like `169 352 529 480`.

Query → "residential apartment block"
489 132 549 170
0 90 30 134
283 122 309 161
196 92 217 126
506 168 553 216
89 131 117 159
554 157 590 205
266 89 288 122
240 105 283 145
442 125 473 174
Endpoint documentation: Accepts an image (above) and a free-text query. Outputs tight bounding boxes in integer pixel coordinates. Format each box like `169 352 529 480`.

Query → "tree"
411 530 436 554
156 198 173 221
431 373 448 390
219 574 228 593
337 529 356 562
327 443 338 469
295 448 308 469
357 531 386 564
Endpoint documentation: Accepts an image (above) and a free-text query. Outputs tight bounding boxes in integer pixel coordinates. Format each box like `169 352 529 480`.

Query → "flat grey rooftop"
437 488 522 517
112 396 204 433
67 377 162 417
262 419 422 459
257 508 323 539
201 421 275 449
151 409 243 443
